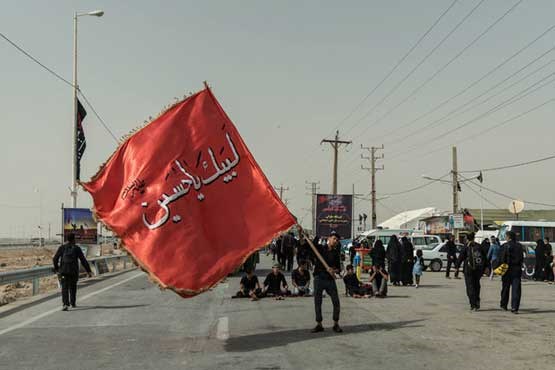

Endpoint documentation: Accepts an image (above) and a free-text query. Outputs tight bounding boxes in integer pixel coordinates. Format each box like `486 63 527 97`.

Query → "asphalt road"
1 255 554 370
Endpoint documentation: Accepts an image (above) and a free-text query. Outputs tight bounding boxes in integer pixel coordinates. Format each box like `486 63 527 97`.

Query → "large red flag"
82 87 295 297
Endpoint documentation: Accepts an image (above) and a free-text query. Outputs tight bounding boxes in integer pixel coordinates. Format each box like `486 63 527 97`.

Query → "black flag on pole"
76 99 87 181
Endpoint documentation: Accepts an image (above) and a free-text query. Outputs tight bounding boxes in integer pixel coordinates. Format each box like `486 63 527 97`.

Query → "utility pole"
321 130 351 194
305 181 320 234
452 146 459 241
274 185 289 201
361 144 384 229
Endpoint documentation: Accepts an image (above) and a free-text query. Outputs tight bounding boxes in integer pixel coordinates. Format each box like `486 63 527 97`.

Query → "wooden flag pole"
296 224 336 279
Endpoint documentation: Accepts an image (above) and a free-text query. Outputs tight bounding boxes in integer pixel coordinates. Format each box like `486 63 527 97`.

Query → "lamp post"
71 10 104 208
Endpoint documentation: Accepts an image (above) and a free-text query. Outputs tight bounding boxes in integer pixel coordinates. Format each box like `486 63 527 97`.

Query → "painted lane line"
216 316 229 340
0 272 144 336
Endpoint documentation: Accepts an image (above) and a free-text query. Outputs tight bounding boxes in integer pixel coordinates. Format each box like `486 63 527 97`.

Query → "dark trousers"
60 274 78 306
446 256 457 277
464 270 482 308
501 269 522 311
545 260 554 281
286 254 294 272
314 276 340 323
277 253 285 268
534 259 545 280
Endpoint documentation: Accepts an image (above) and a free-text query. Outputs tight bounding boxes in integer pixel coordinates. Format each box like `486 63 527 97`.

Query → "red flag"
82 87 295 297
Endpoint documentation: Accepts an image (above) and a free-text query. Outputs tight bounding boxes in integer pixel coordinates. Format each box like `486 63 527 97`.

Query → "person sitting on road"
292 260 312 296
235 269 262 301
263 264 290 299
343 265 371 298
369 264 388 298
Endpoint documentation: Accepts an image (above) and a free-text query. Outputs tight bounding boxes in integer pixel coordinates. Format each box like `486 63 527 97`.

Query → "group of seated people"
236 259 390 301
235 261 312 300
343 264 389 298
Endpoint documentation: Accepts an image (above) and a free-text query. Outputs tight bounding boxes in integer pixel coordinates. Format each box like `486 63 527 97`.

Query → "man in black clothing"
457 233 487 311
544 237 554 282
236 269 262 301
53 233 92 311
445 234 458 279
500 231 525 313
311 231 342 333
292 261 311 296
263 264 290 298
343 265 371 297
282 232 297 272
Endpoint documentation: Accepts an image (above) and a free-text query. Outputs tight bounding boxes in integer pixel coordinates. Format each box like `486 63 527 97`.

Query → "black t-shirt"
240 275 259 291
264 272 287 291
292 268 311 286
343 273 361 289
312 244 342 278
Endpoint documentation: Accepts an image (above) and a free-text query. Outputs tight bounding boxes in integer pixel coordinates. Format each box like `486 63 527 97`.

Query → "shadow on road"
71 304 149 311
224 319 425 352
519 308 555 315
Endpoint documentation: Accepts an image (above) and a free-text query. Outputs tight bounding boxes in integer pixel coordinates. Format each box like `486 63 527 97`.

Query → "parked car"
418 241 464 272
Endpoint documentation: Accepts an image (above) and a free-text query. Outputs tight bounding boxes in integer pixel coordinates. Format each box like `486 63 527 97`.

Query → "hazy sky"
2 0 555 238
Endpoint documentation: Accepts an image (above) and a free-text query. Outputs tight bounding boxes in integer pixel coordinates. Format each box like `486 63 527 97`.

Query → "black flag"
76 99 87 181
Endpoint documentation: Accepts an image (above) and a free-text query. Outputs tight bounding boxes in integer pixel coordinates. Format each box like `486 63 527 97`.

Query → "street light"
71 9 104 208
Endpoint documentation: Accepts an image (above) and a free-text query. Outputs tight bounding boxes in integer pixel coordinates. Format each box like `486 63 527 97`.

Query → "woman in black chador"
400 236 415 286
387 235 402 286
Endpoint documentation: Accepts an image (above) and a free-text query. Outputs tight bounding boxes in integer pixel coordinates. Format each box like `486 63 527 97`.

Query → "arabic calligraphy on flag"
82 86 295 297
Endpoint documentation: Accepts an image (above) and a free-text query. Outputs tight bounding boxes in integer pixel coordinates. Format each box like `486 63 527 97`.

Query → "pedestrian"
297 236 311 269
413 249 425 288
533 239 546 281
282 231 297 272
343 264 371 298
370 239 386 269
292 260 312 296
369 264 389 298
52 233 92 311
275 234 285 268
386 235 402 286
480 238 491 276
445 234 459 279
349 242 357 266
457 232 487 311
311 231 342 333
487 236 501 280
544 237 553 282
500 231 525 314
263 264 290 299
400 236 414 286
235 269 262 301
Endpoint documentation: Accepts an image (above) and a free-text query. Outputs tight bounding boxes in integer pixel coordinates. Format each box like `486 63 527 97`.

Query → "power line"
461 181 502 209
323 0 459 139
403 96 555 162
381 32 555 146
0 30 119 143
349 0 522 140
78 91 120 143
343 0 487 138
0 31 74 88
463 177 555 208
391 70 555 160
460 153 555 173
382 172 451 197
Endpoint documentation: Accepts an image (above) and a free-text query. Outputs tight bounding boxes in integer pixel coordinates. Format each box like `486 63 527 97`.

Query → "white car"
417 241 464 272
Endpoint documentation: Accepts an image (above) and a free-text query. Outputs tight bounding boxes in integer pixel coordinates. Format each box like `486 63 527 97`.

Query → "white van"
358 229 441 250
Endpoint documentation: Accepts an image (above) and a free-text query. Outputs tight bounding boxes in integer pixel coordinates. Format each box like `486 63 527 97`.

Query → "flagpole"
296 225 336 278
71 12 78 208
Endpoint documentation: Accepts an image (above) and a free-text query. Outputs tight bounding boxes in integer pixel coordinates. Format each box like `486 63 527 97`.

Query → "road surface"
1 255 554 370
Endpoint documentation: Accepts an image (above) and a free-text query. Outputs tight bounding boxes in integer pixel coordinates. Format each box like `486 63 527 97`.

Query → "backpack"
468 243 484 271
60 245 79 275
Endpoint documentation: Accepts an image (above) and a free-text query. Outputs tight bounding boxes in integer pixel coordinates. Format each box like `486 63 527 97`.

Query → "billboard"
63 208 98 244
315 194 353 239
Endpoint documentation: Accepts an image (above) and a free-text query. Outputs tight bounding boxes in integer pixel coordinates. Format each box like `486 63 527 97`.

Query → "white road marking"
215 316 229 340
0 272 143 336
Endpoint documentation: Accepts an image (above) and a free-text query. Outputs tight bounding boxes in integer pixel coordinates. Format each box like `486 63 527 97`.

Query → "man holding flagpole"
310 230 343 333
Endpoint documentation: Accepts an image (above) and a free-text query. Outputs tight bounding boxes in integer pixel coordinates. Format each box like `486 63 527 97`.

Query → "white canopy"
379 208 440 230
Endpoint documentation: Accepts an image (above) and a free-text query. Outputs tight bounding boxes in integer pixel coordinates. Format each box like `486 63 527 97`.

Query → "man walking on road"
53 233 92 311
458 233 487 311
500 231 525 314
445 234 458 279
311 231 342 333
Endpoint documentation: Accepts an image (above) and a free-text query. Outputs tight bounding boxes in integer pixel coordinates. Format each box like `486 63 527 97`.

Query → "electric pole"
361 144 384 229
274 185 289 201
452 146 459 241
305 181 320 234
321 130 351 194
